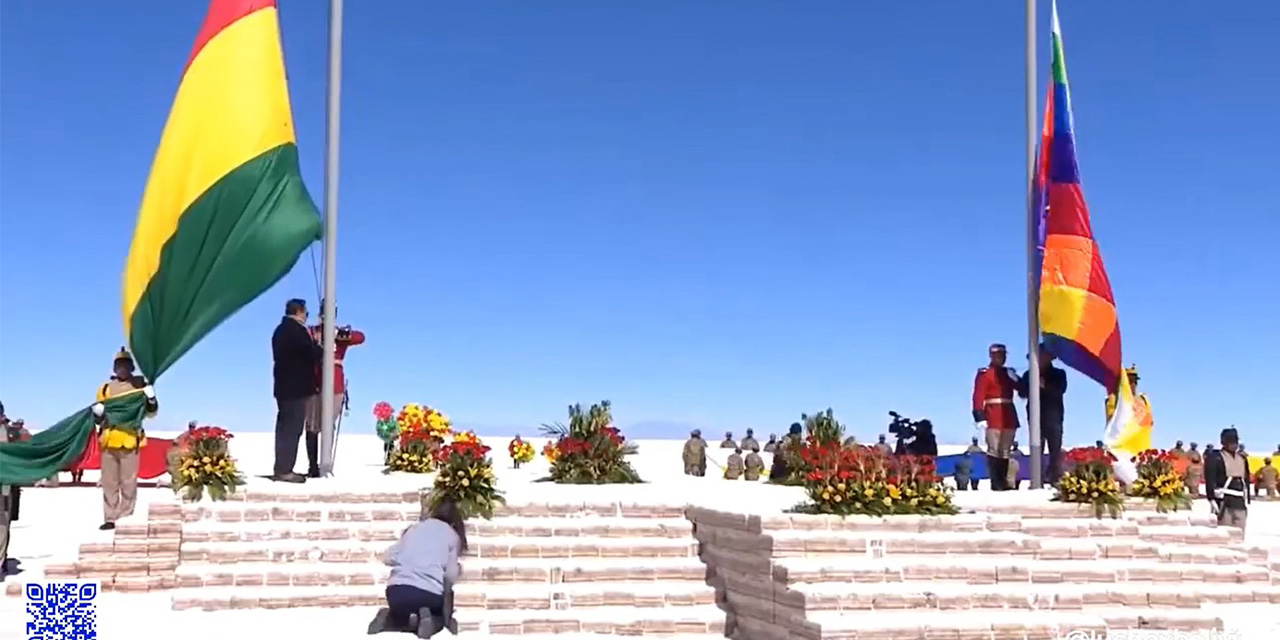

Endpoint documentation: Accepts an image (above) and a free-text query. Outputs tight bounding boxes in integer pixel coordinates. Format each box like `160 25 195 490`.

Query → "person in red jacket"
972 343 1020 491
306 302 365 477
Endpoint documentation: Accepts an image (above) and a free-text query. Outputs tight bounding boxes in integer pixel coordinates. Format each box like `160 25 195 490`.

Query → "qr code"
25 582 98 639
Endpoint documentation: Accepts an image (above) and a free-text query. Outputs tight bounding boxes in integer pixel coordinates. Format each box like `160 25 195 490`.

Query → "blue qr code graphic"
24 582 98 640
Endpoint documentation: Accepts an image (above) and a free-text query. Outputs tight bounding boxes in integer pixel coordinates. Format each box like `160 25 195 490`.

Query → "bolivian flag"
122 0 322 381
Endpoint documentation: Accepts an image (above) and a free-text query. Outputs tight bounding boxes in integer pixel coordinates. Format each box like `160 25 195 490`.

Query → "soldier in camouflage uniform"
682 430 707 477
1255 459 1277 500
1 402 19 577
762 434 778 453
723 448 744 480
1185 443 1204 497
744 446 764 481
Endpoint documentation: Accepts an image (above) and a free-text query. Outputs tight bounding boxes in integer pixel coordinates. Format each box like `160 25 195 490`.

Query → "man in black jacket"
1017 344 1068 484
1204 427 1250 530
272 299 322 483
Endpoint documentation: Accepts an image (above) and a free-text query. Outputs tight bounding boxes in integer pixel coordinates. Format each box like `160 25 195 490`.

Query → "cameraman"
307 301 365 478
910 421 938 457
888 413 939 457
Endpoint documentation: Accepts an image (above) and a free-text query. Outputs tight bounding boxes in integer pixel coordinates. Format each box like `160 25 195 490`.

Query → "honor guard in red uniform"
306 301 365 477
972 343 1020 491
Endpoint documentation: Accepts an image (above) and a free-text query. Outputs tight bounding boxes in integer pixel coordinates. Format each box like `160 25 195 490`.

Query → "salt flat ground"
3 433 1278 640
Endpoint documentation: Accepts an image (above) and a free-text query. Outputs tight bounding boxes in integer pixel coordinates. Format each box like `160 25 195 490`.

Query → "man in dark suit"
1017 343 1068 484
272 299 322 483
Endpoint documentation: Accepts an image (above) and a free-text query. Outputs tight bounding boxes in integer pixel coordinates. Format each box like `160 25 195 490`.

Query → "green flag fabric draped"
0 393 150 485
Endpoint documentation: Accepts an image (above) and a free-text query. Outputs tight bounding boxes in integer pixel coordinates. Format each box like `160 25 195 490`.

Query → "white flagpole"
1025 0 1044 489
319 0 343 477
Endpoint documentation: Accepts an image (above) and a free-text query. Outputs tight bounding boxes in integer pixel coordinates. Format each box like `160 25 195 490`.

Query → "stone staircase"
690 503 1280 640
10 500 186 594
165 490 727 636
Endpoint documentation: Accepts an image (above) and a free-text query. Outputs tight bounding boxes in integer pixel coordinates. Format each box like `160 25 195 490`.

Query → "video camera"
887 411 937 457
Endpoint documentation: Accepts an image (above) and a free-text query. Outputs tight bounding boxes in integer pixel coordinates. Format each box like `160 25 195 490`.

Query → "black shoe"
367 608 390 635
308 467 321 479
271 472 307 484
417 608 444 638
99 522 115 531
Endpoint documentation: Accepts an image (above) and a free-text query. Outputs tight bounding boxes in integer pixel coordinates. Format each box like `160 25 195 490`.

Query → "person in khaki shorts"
92 348 159 531
972 344 1020 491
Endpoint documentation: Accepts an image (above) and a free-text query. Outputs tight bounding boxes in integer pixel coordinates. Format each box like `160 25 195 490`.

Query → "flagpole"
1025 0 1044 489
319 0 343 477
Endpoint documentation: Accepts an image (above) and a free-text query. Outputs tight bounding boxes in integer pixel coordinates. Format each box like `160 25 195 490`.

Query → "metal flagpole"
1025 0 1044 489
319 0 344 477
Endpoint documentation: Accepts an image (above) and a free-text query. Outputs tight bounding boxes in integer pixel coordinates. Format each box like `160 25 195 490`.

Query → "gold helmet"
1124 364 1139 380
114 346 133 363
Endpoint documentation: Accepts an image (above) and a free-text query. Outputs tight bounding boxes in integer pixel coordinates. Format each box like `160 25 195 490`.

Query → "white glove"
143 385 155 399
91 403 105 417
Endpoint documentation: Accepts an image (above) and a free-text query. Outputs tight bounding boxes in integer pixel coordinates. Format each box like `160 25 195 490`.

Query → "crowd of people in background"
670 340 1277 534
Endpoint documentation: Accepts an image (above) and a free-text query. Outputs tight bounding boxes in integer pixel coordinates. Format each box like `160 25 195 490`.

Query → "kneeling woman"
380 500 464 635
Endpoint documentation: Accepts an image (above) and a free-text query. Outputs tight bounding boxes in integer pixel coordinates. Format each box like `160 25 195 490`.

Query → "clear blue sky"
2 1 1277 449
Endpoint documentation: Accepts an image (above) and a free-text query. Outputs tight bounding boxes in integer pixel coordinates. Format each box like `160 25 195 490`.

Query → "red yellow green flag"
123 0 321 381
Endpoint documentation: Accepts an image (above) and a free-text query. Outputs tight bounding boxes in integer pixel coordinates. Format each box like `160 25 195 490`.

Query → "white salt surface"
2 433 1278 639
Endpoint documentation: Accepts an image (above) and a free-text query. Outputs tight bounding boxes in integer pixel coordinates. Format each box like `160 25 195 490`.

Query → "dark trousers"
987 456 1008 491
1042 417 1064 484
386 584 444 629
273 396 311 476
306 431 320 473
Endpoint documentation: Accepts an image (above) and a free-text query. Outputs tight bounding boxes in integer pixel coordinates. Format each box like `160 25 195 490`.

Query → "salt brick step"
801 607 1222 640
779 580 1280 610
451 635 722 640
174 562 388 588
208 492 686 517
177 535 696 564
213 490 421 504
180 516 694 543
467 536 698 559
770 556 1273 584
452 580 717 609
183 502 685 524
172 585 384 610
747 507 1209 532
757 529 1235 558
468 516 694 538
451 603 727 635
173 556 709 587
182 503 419 524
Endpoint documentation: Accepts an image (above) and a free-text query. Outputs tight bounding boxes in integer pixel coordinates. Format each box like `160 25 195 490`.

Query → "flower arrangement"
772 410 846 486
423 431 505 519
386 403 453 473
540 400 642 484
1128 448 1193 513
373 402 397 463
1053 446 1124 518
792 439 954 516
542 441 559 464
508 437 535 467
168 425 244 501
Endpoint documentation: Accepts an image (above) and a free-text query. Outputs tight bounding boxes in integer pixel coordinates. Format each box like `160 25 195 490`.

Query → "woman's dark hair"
428 499 468 552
